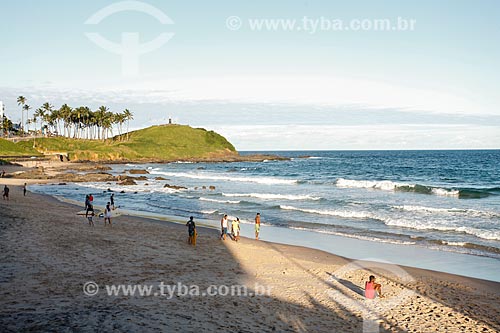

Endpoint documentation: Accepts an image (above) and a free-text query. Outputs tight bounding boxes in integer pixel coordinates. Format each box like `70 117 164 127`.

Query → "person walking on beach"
232 217 240 242
104 202 112 226
23 183 27 196
2 185 9 200
186 216 196 246
221 214 229 240
87 211 95 227
110 193 115 210
365 275 384 299
255 213 261 240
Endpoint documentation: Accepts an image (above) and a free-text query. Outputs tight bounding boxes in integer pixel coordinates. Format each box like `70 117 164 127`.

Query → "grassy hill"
0 138 41 157
10 125 237 162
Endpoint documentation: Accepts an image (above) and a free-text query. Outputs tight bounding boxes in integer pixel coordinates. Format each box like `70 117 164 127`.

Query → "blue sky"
1 0 499 149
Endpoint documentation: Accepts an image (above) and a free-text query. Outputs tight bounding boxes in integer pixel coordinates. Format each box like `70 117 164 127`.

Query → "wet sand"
1 179 499 332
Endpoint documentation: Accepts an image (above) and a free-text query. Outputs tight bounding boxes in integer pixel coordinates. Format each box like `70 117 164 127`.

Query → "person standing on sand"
2 185 9 200
87 211 95 227
232 217 240 242
186 216 196 246
221 214 229 240
365 275 384 299
110 193 115 210
23 183 27 196
255 213 261 240
104 202 112 226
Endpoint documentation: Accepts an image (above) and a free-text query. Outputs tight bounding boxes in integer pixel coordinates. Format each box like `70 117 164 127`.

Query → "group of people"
184 212 262 247
220 212 261 242
84 193 114 227
1 183 28 201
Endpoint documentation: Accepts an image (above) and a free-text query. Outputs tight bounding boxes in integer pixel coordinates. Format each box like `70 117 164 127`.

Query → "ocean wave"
393 205 500 218
222 193 321 201
383 218 500 241
334 178 471 198
150 171 297 185
77 182 180 194
200 209 218 214
288 226 416 245
280 205 379 220
199 197 241 204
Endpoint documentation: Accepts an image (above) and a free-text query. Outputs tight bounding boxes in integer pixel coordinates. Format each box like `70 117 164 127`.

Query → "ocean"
31 150 500 260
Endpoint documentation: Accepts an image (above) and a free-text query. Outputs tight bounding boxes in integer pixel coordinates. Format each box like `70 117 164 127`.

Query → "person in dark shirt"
2 185 9 200
186 216 197 246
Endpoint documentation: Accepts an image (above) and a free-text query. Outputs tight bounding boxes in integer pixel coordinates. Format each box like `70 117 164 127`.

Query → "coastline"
1 176 499 331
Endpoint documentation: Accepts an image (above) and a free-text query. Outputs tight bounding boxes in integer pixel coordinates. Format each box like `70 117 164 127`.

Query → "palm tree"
123 109 133 140
17 96 26 134
40 103 53 136
23 104 31 133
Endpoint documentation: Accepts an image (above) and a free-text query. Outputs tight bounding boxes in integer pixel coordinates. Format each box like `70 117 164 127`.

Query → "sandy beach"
0 166 499 333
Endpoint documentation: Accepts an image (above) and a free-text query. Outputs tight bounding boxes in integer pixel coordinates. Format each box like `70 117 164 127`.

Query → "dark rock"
126 169 149 174
164 183 187 190
209 185 216 190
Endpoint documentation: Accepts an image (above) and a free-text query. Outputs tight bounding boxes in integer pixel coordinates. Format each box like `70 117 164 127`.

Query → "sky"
0 0 499 150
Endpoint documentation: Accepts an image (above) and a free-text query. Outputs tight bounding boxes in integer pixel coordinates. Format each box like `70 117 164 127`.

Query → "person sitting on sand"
186 216 196 246
104 202 112 226
221 214 229 240
255 213 261 240
365 275 384 299
232 217 240 242
2 185 9 200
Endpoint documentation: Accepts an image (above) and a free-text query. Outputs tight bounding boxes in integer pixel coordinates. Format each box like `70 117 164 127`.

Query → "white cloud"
207 124 500 150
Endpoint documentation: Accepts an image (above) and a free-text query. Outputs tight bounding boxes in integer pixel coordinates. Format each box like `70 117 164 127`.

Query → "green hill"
11 125 237 162
0 138 41 157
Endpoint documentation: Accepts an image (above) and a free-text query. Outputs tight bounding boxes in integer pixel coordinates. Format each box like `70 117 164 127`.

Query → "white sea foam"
288 227 416 245
382 218 500 241
200 209 218 214
431 188 460 197
223 193 321 201
280 205 377 220
199 197 241 204
150 171 297 185
393 205 499 218
335 178 407 191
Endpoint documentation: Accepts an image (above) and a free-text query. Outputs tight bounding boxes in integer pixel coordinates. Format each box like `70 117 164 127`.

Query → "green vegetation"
13 125 237 162
0 138 41 157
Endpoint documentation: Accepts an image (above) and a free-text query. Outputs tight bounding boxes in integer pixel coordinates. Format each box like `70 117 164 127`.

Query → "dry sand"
1 176 499 332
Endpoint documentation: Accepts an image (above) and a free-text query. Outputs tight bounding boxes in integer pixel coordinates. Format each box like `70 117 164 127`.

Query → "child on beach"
365 275 384 299
255 213 261 240
104 202 112 226
232 217 240 242
186 216 196 246
23 183 27 196
110 193 115 210
2 185 9 200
